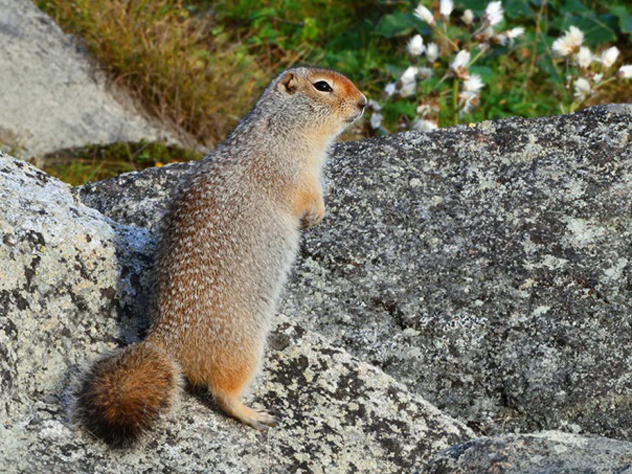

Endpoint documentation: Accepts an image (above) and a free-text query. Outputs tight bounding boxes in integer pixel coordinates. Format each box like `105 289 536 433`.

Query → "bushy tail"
75 341 181 448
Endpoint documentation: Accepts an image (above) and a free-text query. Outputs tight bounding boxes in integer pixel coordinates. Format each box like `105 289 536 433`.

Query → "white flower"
464 74 484 93
426 42 439 63
617 65 632 79
407 34 425 56
413 119 438 131
384 82 397 96
495 33 508 46
451 50 471 71
370 112 383 129
416 103 433 116
460 75 484 114
458 91 479 114
593 73 603 83
507 27 525 39
485 1 504 26
552 26 584 57
478 42 490 53
401 66 418 85
399 67 418 96
497 27 523 46
480 25 495 40
414 5 435 26
399 81 417 97
573 77 592 100
461 9 474 26
575 47 593 69
600 46 619 69
367 99 382 111
440 0 453 17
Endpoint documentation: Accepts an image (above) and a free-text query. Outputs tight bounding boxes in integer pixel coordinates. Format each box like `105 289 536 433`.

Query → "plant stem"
452 78 459 125
527 0 547 80
467 48 486 68
594 76 618 89
434 24 459 51
564 57 572 113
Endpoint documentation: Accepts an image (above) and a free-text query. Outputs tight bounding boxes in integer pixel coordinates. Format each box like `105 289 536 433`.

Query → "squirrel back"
75 67 366 447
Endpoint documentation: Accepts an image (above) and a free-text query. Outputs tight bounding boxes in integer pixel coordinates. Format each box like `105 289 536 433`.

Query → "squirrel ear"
278 72 297 94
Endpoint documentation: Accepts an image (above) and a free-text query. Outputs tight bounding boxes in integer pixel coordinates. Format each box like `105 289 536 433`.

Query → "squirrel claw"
300 209 324 229
250 408 279 429
219 396 280 430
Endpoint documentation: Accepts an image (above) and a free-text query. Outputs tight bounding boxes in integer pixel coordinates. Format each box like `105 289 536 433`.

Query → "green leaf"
469 65 495 83
388 100 417 119
539 55 563 83
251 7 276 27
385 63 405 79
376 12 417 38
257 24 281 40
459 0 490 15
301 17 319 41
611 5 632 37
558 0 591 15
556 0 617 45
504 0 535 20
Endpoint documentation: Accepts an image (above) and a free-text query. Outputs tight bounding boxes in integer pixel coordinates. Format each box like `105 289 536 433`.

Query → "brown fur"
75 342 179 448
293 175 325 228
75 67 366 446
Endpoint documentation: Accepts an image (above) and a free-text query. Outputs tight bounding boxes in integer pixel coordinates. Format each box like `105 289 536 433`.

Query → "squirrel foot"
216 393 279 430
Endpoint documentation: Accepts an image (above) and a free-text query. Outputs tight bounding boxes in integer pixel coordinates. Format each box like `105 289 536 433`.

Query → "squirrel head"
263 67 367 140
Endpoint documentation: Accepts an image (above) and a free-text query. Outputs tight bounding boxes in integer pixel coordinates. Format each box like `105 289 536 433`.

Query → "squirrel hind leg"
205 355 279 430
216 392 279 430
74 342 181 448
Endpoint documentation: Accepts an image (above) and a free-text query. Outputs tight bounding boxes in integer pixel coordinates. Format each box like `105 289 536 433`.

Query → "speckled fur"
76 67 366 446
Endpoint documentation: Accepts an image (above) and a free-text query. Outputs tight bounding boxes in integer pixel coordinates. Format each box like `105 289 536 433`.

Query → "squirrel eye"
313 81 333 92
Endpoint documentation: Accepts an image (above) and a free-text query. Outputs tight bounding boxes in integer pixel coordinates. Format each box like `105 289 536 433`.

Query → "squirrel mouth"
346 111 364 123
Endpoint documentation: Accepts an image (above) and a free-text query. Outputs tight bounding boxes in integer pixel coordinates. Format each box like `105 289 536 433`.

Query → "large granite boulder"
424 431 632 474
0 0 180 158
0 153 472 472
81 104 632 442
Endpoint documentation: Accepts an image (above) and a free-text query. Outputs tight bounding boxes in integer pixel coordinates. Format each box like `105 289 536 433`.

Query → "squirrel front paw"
300 199 325 229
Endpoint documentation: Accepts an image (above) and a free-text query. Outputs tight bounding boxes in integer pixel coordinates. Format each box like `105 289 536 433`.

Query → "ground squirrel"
75 67 366 447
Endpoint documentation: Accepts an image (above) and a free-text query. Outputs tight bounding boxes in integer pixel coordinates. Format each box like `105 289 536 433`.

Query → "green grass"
28 0 632 185
37 0 266 148
39 141 201 186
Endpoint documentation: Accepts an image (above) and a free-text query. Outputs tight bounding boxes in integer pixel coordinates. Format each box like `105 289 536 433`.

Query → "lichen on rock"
1 151 472 472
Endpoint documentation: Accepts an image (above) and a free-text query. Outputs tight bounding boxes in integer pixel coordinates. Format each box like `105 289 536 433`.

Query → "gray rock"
423 431 632 473
79 105 632 441
0 0 181 158
81 161 190 232
0 152 473 472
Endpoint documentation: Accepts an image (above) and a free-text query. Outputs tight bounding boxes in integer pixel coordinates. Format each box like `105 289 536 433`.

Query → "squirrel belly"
75 67 366 447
